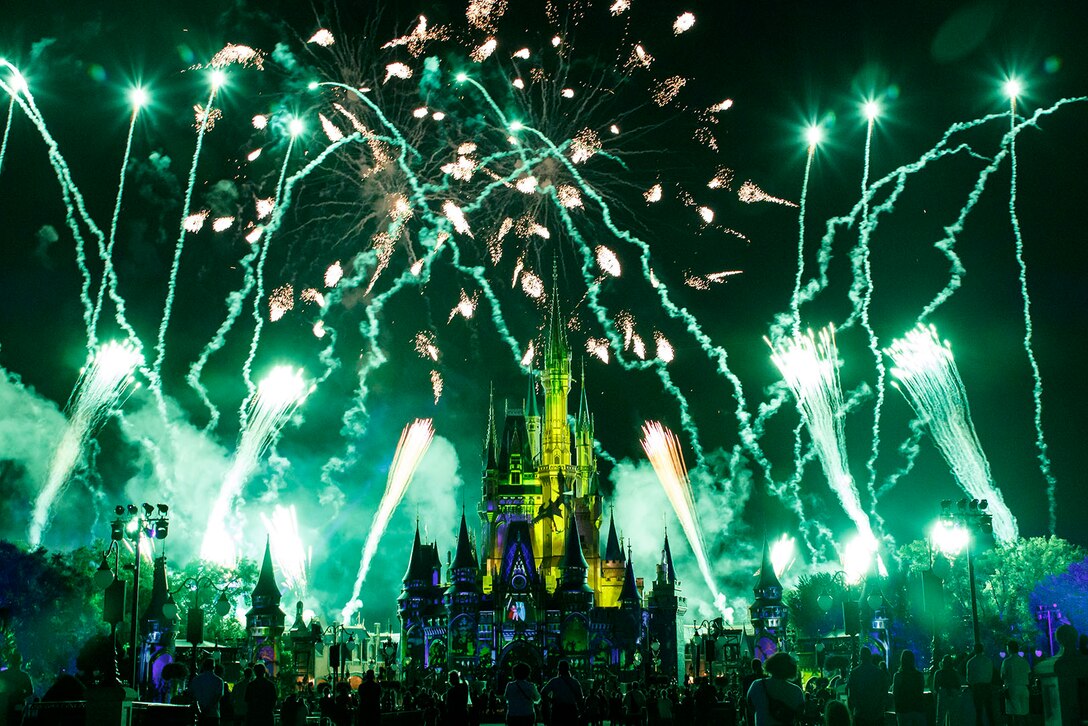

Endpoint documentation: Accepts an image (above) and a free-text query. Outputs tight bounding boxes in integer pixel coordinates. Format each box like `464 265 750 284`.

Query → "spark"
212 216 234 232
28 341 142 546
655 332 674 363
515 176 538 193
586 338 610 363
414 331 440 361
632 334 646 360
300 288 324 306
383 63 412 83
268 284 294 322
673 12 696 34
209 44 265 70
184 210 209 233
313 320 326 338
307 29 336 47
738 180 798 207
343 419 435 619
412 107 429 118
324 262 341 287
442 201 472 236
432 111 446 121
596 246 621 277
252 115 268 129
512 79 525 90
610 0 630 16
644 183 663 203
246 148 262 162
521 341 535 367
569 128 601 164
471 38 498 62
487 218 513 264
640 422 721 608
609 124 620 135
697 206 714 224
521 269 544 298
887 324 1019 543
466 0 508 31
652 76 686 106
770 534 796 578
260 505 311 596
255 198 274 219
202 366 311 564
382 15 448 57
708 99 734 113
245 227 263 244
707 167 734 190
513 48 531 60
628 44 654 71
557 184 583 208
552 36 562 47
319 113 344 142
448 288 479 322
192 105 222 131
430 370 444 403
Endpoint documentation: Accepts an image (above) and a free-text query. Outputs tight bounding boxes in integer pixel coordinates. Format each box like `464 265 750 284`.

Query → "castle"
398 297 688 683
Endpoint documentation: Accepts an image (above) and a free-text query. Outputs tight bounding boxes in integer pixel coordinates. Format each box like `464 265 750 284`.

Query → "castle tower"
399 522 445 668
446 512 483 673
647 531 688 685
749 539 787 656
247 538 287 671
599 511 625 608
525 368 541 466
139 555 175 691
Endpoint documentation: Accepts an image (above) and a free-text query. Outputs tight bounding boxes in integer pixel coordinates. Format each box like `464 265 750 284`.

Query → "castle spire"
484 383 498 469
577 358 591 429
559 513 589 571
525 366 540 418
755 538 782 593
404 522 431 581
545 261 568 366
452 510 478 570
662 530 677 584
604 510 624 561
619 542 641 605
253 536 281 604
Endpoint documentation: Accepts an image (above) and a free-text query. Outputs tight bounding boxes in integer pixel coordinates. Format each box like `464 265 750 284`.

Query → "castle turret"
247 538 286 671
599 511 625 608
749 539 787 650
525 367 541 466
647 531 687 685
446 512 483 673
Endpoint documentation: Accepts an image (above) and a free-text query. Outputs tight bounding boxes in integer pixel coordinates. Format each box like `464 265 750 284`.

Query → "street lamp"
693 618 725 680
314 621 355 683
1036 603 1062 657
939 498 993 650
95 502 170 692
163 575 236 676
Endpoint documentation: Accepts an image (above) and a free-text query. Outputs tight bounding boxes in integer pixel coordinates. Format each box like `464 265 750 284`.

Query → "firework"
28 341 142 546
887 324 1018 542
343 419 435 621
769 327 879 552
640 422 721 606
260 504 311 596
202 366 310 564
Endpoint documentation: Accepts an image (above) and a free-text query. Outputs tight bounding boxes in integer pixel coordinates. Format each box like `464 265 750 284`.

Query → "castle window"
512 471 521 485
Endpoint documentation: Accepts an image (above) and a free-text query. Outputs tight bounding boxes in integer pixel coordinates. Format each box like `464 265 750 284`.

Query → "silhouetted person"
742 660 766 726
191 657 226 725
0 651 34 723
847 650 884 726
244 663 277 725
747 652 805 726
892 650 925 726
444 670 470 726
1002 640 1030 726
933 655 961 726
503 662 540 726
232 667 253 725
357 668 382 724
541 660 583 724
824 699 851 726
966 644 995 726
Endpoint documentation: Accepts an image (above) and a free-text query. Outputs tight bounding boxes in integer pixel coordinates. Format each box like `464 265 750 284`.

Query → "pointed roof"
545 261 568 365
484 384 498 469
619 545 640 604
661 531 677 584
141 555 172 629
577 359 591 429
404 523 432 582
603 511 624 561
525 367 540 418
755 538 782 593
253 536 282 603
559 514 589 571
452 511 478 570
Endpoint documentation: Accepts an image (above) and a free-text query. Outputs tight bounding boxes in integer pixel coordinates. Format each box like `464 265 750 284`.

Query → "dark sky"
0 0 1085 620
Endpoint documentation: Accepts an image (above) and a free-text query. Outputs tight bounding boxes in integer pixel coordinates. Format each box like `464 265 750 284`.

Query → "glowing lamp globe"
162 596 178 620
215 592 232 617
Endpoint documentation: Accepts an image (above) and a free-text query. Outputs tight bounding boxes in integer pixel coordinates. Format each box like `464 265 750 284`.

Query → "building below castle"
398 297 687 683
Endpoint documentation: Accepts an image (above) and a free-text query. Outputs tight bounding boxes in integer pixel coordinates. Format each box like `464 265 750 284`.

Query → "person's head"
243 666 253 680
557 660 571 676
365 669 375 682
253 663 267 679
449 670 461 685
974 643 985 656
1007 640 1019 655
941 655 955 669
751 658 763 674
214 664 225 677
764 652 797 680
824 698 851 726
512 662 531 681
899 650 916 671
201 657 215 673
859 647 873 665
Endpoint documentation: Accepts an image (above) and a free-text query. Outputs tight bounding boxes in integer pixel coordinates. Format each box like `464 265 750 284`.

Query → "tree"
1030 557 1088 649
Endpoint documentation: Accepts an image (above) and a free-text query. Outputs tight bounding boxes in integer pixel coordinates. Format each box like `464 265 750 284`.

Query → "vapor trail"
261 504 311 598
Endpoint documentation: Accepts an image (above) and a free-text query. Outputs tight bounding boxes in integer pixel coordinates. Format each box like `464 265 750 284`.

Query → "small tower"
574 361 594 478
598 511 625 608
556 514 594 604
525 368 541 466
647 531 688 685
399 522 445 668
749 539 787 655
139 555 175 690
446 512 483 673
247 537 287 671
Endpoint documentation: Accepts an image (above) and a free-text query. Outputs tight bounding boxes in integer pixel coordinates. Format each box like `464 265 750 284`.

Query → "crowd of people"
2 633 1083 725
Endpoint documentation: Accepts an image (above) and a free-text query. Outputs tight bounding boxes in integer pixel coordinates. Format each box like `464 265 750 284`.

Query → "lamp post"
95 502 170 692
315 622 355 683
693 618 724 680
1036 604 1062 657
938 498 993 651
162 576 235 677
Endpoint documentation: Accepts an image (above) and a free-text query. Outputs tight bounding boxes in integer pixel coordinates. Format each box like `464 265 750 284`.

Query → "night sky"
0 0 1085 624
